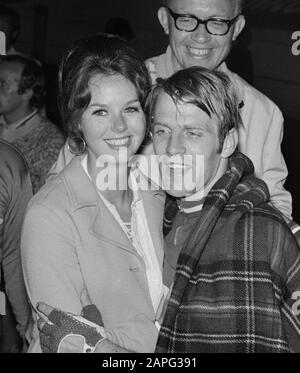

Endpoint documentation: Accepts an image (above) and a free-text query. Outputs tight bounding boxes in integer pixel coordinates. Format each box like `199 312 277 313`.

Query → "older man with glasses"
146 0 292 222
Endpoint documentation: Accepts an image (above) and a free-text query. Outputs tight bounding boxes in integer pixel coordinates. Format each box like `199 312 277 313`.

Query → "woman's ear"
221 128 238 158
158 7 170 35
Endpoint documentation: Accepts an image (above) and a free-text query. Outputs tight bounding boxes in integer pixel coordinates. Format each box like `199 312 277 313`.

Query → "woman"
21 33 166 353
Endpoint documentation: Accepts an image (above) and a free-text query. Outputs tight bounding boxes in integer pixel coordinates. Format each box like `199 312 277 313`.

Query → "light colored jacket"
145 47 292 220
21 156 165 352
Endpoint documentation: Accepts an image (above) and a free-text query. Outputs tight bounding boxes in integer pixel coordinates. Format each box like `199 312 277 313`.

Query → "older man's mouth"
187 47 211 58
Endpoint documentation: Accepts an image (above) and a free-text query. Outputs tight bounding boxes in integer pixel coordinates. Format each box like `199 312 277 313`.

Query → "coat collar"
60 155 100 211
60 156 165 259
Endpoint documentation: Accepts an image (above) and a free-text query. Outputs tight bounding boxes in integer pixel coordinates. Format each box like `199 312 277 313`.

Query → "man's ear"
232 14 245 41
20 88 33 102
158 7 169 35
221 128 238 158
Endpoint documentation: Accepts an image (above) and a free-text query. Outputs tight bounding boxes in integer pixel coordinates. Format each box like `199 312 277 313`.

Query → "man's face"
152 91 223 198
159 0 245 70
0 61 23 116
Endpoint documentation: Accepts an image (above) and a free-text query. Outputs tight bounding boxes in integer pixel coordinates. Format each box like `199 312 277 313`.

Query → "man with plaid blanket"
147 67 300 353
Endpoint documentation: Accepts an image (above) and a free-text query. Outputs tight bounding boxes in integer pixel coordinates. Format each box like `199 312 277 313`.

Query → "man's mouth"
104 136 131 148
168 163 190 170
187 47 211 58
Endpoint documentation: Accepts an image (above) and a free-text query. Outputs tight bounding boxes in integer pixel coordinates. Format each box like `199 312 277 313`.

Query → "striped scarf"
156 152 300 353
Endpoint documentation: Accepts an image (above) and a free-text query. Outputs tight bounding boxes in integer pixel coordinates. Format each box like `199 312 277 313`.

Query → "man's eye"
209 19 226 28
93 109 107 116
179 17 193 24
154 128 169 135
187 130 202 137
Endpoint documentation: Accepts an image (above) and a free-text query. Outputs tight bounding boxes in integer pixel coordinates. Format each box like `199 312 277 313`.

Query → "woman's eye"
93 109 107 116
125 106 140 113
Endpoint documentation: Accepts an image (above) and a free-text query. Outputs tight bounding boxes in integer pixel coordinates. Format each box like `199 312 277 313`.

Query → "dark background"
5 0 300 221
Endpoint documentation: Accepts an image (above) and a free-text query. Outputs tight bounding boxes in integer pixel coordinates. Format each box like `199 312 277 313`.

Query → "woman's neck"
87 153 133 215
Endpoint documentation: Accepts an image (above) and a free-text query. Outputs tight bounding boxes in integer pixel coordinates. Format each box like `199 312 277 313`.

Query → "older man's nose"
191 23 211 43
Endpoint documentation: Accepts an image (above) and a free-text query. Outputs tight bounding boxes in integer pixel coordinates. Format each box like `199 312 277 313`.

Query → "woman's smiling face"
80 73 146 165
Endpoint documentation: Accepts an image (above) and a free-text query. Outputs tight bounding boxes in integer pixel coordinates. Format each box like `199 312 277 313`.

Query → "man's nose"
191 23 211 43
166 133 186 156
112 115 128 133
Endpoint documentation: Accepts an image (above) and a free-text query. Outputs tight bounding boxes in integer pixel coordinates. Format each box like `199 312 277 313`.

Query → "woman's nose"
112 115 128 133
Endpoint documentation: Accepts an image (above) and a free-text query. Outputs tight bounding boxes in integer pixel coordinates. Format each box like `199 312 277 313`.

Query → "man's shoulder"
145 52 165 67
39 116 64 137
227 68 281 115
0 139 28 173
34 116 65 150
145 51 168 84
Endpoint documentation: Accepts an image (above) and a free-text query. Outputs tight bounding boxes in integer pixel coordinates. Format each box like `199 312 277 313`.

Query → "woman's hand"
37 302 106 353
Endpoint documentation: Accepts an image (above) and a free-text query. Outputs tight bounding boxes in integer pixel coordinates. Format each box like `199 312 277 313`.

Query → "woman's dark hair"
59 33 151 140
1 54 45 109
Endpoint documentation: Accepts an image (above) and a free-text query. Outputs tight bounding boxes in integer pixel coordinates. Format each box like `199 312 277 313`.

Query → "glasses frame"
166 7 241 36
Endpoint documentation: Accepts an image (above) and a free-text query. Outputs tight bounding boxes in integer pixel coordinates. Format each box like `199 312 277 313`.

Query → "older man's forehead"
167 0 239 13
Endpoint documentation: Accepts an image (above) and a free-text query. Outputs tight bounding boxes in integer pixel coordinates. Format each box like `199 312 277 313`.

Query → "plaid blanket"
156 152 300 353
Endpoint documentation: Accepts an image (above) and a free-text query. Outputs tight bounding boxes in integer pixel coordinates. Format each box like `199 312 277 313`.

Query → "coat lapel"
139 189 165 266
61 156 136 256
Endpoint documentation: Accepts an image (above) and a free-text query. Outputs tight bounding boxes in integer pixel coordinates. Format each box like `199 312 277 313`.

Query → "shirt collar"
177 197 205 214
0 109 38 130
15 109 39 129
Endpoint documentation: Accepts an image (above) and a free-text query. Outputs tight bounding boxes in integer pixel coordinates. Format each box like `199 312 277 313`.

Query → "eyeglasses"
166 7 241 36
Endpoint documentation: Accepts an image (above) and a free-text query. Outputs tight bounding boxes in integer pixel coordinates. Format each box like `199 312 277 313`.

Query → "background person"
0 55 65 193
0 139 32 353
145 0 292 220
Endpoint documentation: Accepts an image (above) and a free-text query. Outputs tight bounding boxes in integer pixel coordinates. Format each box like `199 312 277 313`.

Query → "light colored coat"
21 156 165 352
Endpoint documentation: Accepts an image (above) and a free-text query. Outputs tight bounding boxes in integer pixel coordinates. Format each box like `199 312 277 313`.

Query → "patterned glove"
39 304 106 353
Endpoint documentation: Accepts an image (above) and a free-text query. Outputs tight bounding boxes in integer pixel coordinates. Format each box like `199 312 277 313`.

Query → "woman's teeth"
105 136 130 146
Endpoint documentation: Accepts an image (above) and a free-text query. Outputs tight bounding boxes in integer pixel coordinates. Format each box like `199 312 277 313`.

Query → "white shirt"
81 155 165 316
